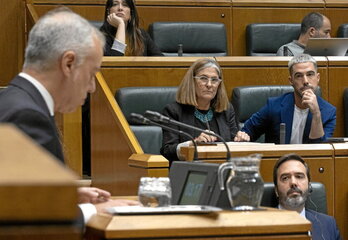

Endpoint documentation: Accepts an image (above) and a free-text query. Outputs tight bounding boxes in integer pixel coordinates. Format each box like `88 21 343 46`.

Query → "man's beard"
280 186 309 210
294 85 315 99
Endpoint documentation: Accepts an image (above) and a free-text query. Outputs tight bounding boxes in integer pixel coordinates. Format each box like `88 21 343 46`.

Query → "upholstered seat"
246 23 301 56
231 85 321 142
261 182 327 214
89 20 103 29
148 22 227 56
115 87 177 154
337 24 348 56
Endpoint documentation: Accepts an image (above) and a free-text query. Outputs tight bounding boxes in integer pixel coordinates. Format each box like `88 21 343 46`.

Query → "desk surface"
86 208 310 239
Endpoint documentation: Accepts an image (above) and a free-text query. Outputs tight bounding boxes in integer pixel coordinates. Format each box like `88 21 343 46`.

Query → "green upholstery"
231 85 321 142
231 85 294 131
115 87 177 154
148 22 227 56
261 182 327 214
246 23 301 56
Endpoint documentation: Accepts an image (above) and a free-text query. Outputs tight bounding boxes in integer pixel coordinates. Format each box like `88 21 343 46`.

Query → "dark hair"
300 12 324 35
100 0 144 55
273 154 311 186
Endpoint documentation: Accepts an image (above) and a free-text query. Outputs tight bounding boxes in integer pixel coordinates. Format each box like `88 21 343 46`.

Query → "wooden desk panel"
331 143 348 240
327 57 348 137
325 7 348 37
231 0 324 7
86 210 311 239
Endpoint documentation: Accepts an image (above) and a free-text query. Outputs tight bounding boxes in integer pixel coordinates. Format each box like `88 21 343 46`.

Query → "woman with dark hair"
100 0 163 56
161 58 238 162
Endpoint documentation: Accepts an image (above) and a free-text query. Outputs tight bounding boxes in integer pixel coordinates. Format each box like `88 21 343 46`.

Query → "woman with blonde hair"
161 58 238 162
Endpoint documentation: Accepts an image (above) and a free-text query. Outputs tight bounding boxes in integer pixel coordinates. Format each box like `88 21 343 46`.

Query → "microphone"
144 110 231 161
130 113 198 161
279 123 286 144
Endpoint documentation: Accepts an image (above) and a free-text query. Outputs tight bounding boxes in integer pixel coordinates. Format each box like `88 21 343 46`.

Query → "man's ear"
274 187 279 198
61 51 77 77
308 27 316 38
288 75 293 86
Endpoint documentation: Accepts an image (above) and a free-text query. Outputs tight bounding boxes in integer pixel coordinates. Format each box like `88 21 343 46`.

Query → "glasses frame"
194 76 222 85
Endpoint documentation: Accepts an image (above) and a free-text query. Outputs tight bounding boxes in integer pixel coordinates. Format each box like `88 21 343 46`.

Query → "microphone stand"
144 110 232 161
130 113 199 161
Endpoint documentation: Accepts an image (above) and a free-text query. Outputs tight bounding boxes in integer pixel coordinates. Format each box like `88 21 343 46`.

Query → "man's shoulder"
267 92 294 105
305 209 336 223
317 96 336 111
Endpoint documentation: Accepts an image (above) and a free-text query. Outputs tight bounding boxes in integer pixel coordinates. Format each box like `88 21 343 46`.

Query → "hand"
234 131 250 142
107 13 124 28
94 199 140 214
194 130 217 143
301 89 320 115
77 187 111 204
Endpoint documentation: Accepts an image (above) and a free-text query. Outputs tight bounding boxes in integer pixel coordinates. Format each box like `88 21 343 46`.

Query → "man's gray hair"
24 7 105 71
288 54 318 75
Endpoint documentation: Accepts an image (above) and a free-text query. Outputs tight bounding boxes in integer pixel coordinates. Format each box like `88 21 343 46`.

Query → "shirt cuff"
176 141 191 161
79 203 97 224
112 39 127 54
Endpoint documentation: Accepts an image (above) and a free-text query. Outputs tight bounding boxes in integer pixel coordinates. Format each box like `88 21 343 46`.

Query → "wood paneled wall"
0 0 24 86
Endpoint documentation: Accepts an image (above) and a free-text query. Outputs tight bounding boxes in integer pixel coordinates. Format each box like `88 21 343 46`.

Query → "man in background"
277 12 331 56
0 7 137 222
273 153 341 239
234 54 336 144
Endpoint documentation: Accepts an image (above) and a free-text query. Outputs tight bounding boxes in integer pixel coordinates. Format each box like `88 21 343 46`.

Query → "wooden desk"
180 142 348 239
86 209 311 240
180 143 335 217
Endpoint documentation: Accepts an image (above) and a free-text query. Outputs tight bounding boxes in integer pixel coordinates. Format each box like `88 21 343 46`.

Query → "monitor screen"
304 38 348 56
169 161 230 208
179 171 207 205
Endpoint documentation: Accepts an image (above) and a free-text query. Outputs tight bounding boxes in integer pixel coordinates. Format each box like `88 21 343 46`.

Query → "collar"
19 72 54 116
278 204 306 219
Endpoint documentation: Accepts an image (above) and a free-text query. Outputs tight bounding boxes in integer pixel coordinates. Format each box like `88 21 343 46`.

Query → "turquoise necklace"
194 108 213 123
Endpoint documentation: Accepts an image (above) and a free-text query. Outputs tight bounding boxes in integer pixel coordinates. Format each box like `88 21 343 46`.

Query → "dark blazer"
0 75 64 162
242 92 336 143
103 29 163 56
306 209 341 240
160 102 238 162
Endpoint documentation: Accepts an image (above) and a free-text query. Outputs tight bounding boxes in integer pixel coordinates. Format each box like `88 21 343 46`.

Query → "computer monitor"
169 161 231 209
304 38 348 56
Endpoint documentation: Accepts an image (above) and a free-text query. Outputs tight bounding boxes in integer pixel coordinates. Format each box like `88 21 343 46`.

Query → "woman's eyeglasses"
194 76 222 85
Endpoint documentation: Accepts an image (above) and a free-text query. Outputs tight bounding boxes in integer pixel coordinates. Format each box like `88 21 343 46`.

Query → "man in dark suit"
0 7 137 222
234 54 336 144
273 154 341 240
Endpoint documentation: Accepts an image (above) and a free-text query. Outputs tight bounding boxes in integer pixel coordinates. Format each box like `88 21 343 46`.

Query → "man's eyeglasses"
194 76 222 85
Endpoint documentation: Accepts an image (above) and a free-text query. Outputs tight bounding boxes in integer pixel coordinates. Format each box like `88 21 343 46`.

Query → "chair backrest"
231 85 294 128
337 24 348 56
338 23 348 37
246 23 301 56
148 22 228 56
261 182 327 214
115 86 177 154
89 20 103 30
231 85 322 127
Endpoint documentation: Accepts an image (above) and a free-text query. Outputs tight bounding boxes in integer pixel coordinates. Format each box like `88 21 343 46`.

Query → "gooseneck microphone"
130 113 198 160
144 110 231 161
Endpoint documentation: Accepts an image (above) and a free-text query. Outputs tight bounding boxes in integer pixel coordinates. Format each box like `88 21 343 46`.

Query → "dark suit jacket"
0 75 64 162
242 92 336 143
306 209 341 240
160 102 238 162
